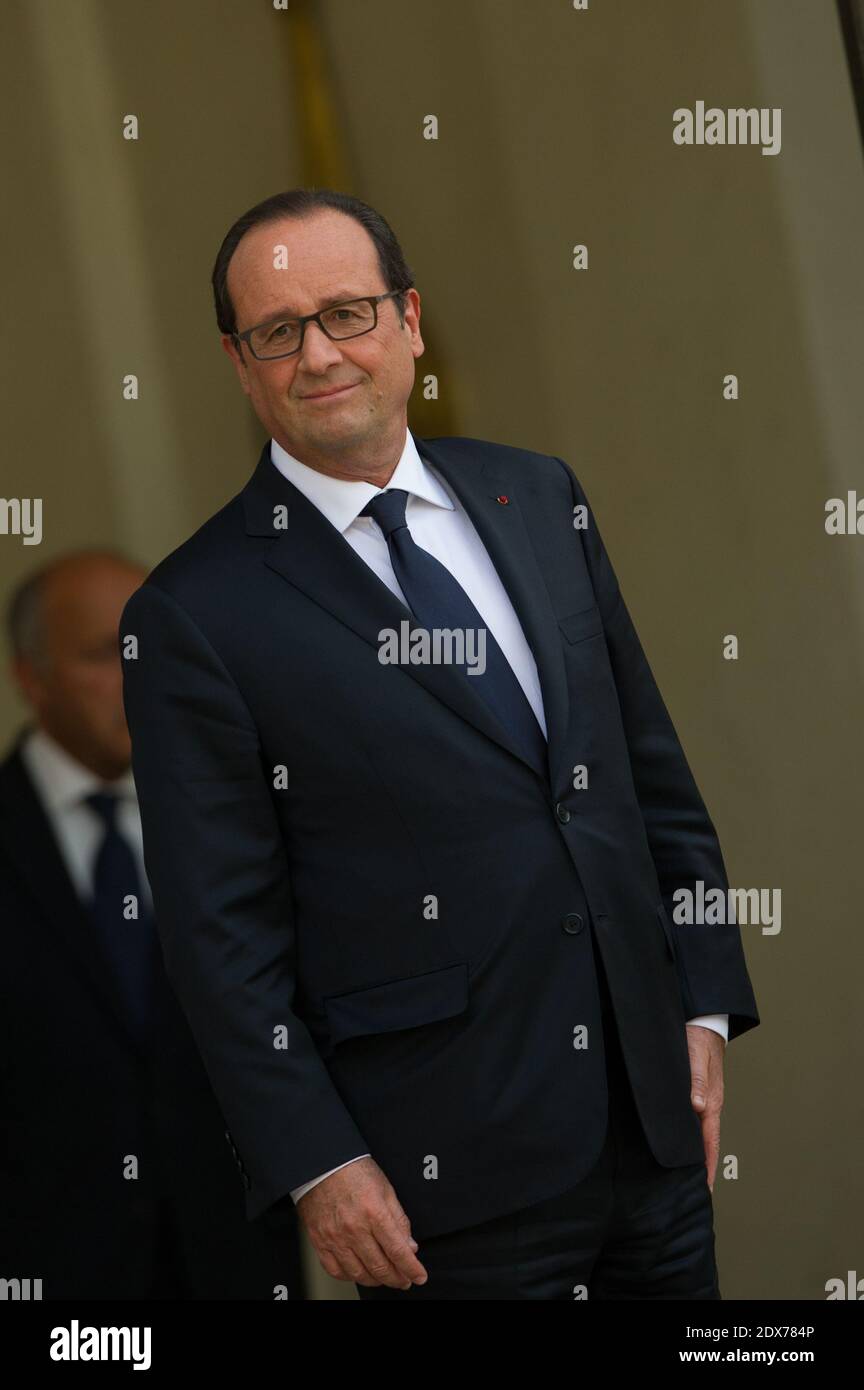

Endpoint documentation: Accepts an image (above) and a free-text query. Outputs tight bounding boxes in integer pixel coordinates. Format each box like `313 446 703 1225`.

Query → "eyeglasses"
232 288 411 361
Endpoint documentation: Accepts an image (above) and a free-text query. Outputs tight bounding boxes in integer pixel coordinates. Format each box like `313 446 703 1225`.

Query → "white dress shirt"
271 429 728 1204
19 726 152 911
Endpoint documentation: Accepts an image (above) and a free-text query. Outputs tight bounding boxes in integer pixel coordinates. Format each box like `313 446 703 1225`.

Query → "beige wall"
1 0 861 1299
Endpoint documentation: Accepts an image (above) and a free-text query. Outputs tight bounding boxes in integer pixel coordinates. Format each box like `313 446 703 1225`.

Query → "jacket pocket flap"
324 962 469 1046
558 603 604 644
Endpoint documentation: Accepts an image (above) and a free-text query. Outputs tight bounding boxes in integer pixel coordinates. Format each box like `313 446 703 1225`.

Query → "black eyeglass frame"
231 288 412 361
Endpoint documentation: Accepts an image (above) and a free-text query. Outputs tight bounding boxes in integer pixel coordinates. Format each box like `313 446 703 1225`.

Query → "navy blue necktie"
85 790 158 1045
361 488 547 771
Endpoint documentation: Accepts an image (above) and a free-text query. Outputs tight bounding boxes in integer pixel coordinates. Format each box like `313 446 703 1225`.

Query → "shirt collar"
269 428 454 535
19 725 137 816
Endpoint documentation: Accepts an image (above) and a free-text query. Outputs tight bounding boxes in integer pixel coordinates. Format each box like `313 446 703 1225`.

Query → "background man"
1 550 304 1299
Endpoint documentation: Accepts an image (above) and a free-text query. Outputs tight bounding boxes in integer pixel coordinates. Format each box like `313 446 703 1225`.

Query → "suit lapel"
417 439 571 793
0 740 151 1058
242 438 568 786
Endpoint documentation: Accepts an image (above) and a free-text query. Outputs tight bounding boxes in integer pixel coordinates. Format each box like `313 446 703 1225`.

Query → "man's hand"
296 1156 428 1289
686 1023 726 1191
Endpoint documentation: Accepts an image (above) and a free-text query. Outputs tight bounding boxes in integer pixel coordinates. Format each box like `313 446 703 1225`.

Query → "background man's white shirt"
20 726 152 912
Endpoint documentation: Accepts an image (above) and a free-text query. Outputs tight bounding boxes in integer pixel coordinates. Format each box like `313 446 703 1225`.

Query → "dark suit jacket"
0 735 305 1299
119 434 759 1243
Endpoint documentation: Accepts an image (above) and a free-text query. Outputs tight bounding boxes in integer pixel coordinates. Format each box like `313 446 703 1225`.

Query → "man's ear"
12 654 46 712
403 289 424 360
221 334 251 394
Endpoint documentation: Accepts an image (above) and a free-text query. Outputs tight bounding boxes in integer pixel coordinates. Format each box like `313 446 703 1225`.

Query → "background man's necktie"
85 790 158 1045
361 488 547 771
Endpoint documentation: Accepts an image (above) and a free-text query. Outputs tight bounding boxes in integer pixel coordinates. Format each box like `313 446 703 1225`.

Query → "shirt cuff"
289 1153 372 1203
686 1013 729 1042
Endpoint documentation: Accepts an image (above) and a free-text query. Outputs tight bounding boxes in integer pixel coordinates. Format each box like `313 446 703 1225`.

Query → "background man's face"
221 210 423 471
14 558 145 780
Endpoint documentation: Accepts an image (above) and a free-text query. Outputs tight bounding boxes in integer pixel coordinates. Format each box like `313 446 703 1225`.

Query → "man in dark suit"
0 551 304 1299
120 188 759 1301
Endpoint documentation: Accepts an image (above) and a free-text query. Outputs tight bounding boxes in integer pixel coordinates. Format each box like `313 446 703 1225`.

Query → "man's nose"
297 320 344 372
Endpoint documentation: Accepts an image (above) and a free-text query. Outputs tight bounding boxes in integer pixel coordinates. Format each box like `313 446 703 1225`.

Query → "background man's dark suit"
120 434 759 1246
0 732 305 1299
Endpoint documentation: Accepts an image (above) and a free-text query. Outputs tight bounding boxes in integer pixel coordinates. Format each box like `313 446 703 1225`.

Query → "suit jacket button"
555 802 571 824
562 913 584 935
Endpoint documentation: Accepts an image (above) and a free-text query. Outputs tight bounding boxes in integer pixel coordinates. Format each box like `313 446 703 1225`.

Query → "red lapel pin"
496 495 509 505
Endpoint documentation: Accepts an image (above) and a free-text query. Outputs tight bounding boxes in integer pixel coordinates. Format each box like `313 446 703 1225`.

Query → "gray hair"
6 548 141 668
